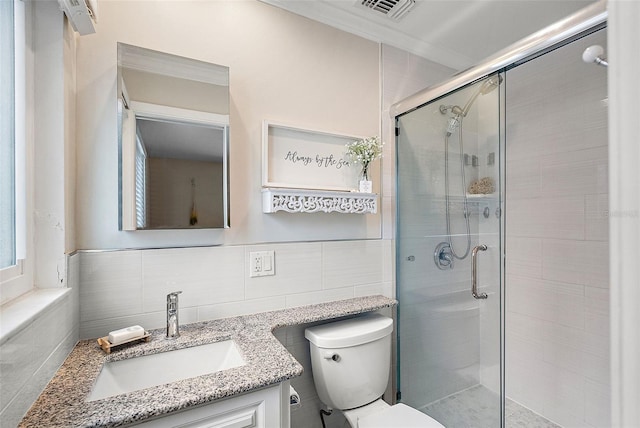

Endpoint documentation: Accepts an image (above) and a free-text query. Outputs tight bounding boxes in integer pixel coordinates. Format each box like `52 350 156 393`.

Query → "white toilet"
305 314 444 427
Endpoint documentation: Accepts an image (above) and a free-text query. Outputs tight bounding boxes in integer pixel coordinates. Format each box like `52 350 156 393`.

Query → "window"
1 0 26 295
0 0 16 269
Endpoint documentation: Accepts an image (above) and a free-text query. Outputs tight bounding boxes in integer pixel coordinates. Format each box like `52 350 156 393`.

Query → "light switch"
263 253 272 271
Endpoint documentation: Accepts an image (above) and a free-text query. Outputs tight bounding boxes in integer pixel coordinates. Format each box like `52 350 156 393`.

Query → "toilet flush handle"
323 352 341 362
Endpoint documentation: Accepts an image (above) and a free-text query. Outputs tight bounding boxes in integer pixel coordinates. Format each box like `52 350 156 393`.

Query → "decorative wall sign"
262 121 362 191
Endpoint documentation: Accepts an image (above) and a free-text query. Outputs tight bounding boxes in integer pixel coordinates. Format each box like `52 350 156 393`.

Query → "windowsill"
0 288 71 345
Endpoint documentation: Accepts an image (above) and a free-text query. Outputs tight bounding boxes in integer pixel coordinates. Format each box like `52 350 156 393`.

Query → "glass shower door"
396 74 504 427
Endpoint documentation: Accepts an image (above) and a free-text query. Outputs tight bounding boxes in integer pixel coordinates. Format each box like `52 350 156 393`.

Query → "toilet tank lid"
305 314 393 348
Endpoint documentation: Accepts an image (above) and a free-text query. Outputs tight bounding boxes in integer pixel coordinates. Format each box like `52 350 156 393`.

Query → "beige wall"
75 0 381 250
122 68 229 115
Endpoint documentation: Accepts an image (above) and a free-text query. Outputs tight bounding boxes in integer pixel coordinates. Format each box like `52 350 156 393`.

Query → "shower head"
457 75 503 118
479 75 503 94
441 74 503 136
582 45 608 67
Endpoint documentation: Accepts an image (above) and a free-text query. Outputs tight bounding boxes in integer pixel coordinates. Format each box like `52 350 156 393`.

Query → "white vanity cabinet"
132 381 290 428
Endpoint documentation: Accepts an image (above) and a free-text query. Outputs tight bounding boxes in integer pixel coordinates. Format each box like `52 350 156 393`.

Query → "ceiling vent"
357 0 417 21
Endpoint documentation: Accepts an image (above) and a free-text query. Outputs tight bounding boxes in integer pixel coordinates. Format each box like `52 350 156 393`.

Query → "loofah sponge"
468 177 495 195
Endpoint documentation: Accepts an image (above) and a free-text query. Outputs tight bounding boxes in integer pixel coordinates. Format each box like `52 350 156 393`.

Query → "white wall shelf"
262 188 377 214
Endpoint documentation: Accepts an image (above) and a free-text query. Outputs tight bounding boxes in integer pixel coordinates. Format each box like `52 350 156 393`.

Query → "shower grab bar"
472 245 488 299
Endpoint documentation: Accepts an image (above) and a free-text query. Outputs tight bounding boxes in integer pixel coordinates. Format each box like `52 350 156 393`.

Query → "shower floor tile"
419 385 560 428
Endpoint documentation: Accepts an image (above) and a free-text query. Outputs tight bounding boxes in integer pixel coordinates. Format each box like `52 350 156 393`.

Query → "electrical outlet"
249 251 275 277
250 252 261 275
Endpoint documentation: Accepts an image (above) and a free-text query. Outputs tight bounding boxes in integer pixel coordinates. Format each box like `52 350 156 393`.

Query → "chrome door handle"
471 245 488 299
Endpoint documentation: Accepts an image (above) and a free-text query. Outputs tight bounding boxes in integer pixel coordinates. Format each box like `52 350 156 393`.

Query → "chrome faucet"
166 291 182 339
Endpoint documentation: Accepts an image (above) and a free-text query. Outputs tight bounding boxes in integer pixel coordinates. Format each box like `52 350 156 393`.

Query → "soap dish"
97 332 151 354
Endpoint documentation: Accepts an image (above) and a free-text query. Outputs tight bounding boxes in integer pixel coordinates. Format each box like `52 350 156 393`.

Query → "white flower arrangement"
345 136 383 180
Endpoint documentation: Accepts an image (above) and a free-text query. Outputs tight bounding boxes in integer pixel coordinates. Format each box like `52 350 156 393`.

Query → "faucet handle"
166 291 182 339
167 291 182 309
167 290 182 299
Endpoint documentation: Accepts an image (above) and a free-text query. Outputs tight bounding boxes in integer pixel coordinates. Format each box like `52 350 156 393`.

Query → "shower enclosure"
394 4 609 427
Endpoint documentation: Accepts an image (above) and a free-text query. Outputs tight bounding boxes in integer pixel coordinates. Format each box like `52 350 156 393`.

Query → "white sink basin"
88 340 245 401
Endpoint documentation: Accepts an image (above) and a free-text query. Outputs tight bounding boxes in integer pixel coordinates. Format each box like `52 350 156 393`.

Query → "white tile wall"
0 254 79 427
79 251 143 322
507 196 586 240
143 247 245 310
78 240 392 339
245 243 322 300
505 29 609 427
322 240 384 289
542 239 609 287
585 193 609 241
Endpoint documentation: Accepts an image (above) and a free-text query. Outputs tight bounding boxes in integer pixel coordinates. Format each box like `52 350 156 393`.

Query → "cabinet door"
174 403 260 428
134 382 289 428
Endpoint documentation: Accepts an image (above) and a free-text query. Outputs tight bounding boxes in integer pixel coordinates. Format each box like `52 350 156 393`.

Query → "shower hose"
444 118 472 260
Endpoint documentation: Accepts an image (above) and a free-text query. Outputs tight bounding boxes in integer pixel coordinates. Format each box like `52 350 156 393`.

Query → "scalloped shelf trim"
262 188 378 214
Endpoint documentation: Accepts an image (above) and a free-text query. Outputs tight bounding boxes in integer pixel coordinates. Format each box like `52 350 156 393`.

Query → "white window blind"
135 132 147 229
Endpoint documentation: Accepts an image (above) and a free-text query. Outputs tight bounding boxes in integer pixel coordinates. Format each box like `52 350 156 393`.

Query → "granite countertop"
20 295 397 427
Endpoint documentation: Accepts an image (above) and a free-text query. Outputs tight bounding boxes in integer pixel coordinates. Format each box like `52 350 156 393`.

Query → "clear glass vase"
358 164 372 193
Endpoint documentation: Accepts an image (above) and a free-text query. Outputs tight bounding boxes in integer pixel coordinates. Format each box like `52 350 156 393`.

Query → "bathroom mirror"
117 43 229 230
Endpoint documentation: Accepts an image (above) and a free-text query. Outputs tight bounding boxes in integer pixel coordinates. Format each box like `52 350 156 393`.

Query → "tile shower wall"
505 30 610 427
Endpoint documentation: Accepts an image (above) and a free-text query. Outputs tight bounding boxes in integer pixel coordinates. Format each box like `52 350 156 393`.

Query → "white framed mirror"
117 43 229 230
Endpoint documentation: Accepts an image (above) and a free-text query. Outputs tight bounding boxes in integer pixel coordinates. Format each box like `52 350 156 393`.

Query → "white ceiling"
260 0 596 71
137 119 225 162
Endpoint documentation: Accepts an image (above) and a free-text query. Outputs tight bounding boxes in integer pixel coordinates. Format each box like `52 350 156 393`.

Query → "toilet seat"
357 403 444 428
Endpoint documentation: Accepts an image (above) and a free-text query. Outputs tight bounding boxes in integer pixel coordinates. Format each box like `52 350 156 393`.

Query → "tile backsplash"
79 239 393 339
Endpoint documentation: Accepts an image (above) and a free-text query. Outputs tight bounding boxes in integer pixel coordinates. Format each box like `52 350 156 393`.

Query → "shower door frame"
395 74 506 425
392 2 607 427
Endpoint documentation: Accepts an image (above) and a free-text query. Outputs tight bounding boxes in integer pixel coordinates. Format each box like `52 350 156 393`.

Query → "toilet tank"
305 314 393 410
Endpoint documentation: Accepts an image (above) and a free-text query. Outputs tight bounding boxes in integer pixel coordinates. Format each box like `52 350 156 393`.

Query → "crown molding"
259 0 473 70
